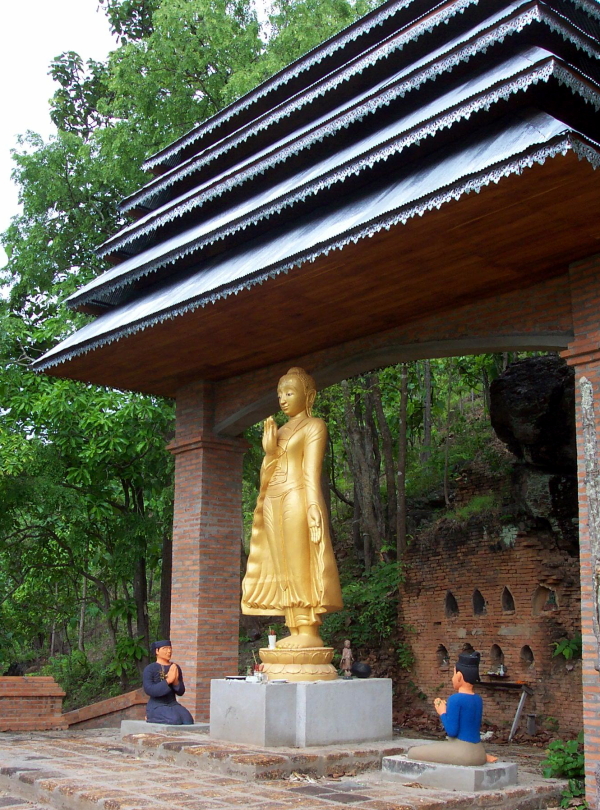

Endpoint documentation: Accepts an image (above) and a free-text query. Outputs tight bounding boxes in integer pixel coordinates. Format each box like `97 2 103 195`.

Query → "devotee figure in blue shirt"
143 640 194 725
408 651 495 766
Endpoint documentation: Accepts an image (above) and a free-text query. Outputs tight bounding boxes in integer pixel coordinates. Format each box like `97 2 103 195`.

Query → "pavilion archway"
163 255 598 799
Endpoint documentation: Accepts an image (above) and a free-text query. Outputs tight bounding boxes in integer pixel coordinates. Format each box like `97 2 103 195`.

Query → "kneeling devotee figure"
408 652 495 766
241 367 343 649
143 640 194 725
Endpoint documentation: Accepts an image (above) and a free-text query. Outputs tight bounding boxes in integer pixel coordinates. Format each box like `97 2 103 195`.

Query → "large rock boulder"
490 355 576 473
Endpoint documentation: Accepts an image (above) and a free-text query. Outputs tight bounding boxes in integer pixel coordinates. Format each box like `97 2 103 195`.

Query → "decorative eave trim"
140 0 465 174
35 133 600 373
114 1 600 223
73 60 600 309
140 0 600 174
122 0 480 215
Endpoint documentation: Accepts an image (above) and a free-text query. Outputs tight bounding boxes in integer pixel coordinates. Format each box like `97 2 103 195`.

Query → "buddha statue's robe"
242 415 342 624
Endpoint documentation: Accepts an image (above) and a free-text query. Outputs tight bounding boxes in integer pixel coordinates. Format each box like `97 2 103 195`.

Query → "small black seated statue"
143 640 194 725
351 661 372 679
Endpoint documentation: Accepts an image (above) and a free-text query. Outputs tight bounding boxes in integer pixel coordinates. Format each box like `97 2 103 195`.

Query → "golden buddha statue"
241 367 343 680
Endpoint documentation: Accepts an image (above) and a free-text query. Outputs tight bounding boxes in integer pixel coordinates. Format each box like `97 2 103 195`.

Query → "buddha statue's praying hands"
241 368 343 658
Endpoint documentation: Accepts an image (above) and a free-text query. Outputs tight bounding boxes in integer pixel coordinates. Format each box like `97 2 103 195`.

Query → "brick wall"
0 677 66 731
401 521 582 736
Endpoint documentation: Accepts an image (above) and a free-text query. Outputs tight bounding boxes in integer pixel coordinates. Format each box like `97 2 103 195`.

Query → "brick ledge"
63 688 148 727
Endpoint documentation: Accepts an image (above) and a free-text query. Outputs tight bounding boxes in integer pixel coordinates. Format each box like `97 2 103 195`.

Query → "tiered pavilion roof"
35 0 600 396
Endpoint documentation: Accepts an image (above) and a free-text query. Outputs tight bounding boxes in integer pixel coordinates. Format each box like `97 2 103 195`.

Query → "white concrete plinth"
210 678 392 747
382 755 518 791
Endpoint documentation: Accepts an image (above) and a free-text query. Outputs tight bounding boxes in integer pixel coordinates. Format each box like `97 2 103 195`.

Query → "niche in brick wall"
532 585 558 616
473 589 486 615
489 644 504 673
437 644 450 670
445 591 459 617
520 645 535 667
501 586 515 612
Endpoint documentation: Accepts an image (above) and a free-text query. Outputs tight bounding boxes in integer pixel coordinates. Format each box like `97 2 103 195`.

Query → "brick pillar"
562 253 600 807
167 380 246 721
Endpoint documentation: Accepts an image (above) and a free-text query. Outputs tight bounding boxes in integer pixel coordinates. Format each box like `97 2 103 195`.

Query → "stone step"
121 728 408 779
119 720 209 736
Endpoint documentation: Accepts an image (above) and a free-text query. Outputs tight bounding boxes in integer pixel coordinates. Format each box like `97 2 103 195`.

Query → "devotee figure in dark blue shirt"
407 652 492 766
143 640 194 725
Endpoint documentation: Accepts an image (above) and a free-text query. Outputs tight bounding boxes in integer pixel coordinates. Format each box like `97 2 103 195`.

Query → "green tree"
0 314 174 670
1 0 373 691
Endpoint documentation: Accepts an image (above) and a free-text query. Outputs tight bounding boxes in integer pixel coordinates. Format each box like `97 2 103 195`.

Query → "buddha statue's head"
277 367 317 417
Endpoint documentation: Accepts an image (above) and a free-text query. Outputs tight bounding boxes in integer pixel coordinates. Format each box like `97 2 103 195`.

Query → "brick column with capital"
562 253 600 807
167 380 246 721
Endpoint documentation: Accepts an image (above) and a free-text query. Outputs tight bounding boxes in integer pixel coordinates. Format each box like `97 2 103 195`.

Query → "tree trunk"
421 360 432 463
90 577 119 657
78 574 87 652
352 482 363 565
122 580 135 640
160 531 172 640
132 484 150 670
370 374 397 548
341 380 381 560
443 361 455 508
363 531 371 574
482 369 490 414
50 582 58 657
443 437 451 508
328 432 353 508
397 363 408 559
133 555 150 671
364 382 385 550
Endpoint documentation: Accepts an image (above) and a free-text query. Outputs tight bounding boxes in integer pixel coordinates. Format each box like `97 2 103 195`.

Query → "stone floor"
0 729 563 810
0 789 49 810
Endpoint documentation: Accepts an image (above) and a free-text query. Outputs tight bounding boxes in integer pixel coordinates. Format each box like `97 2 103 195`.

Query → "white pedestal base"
210 678 392 747
382 755 518 791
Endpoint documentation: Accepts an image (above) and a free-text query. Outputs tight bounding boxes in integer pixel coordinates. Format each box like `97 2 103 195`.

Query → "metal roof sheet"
118 0 541 217
111 0 540 228
140 0 600 174
113 0 600 235
37 111 600 371
140 0 475 173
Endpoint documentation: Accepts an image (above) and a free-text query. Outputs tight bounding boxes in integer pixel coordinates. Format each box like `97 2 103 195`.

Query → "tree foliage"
0 0 384 696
